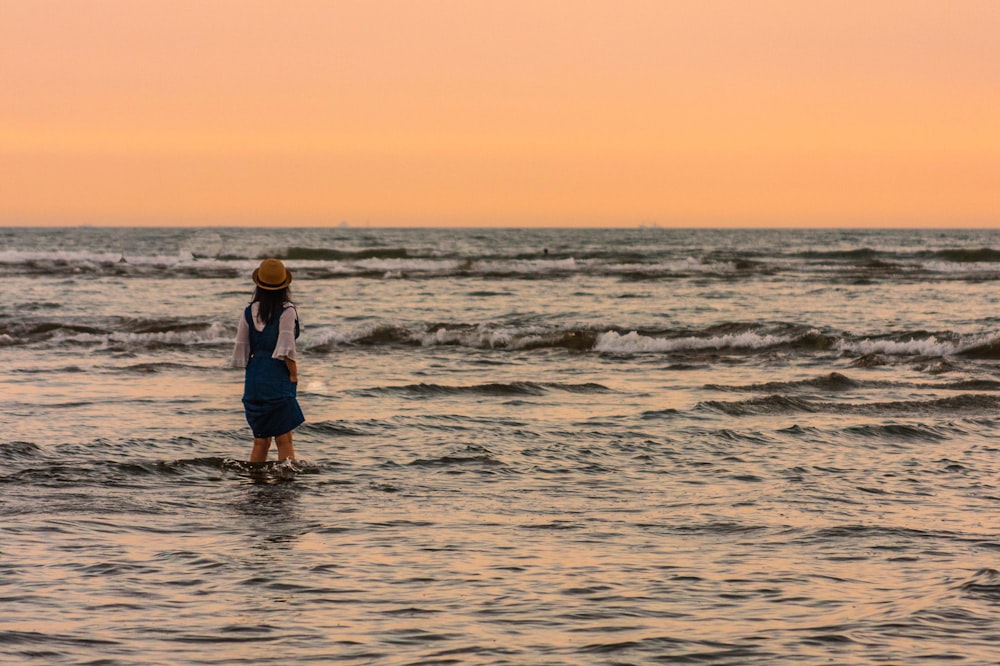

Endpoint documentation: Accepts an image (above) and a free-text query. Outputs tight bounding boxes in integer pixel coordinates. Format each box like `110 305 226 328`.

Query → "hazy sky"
2 0 998 227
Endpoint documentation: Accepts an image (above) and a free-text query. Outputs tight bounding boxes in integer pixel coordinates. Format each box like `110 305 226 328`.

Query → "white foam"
605 258 737 275
956 333 1000 353
420 327 470 347
838 336 956 356
594 330 793 353
51 322 231 348
418 325 544 349
0 249 111 264
306 325 365 347
0 248 214 268
350 258 460 274
471 258 578 274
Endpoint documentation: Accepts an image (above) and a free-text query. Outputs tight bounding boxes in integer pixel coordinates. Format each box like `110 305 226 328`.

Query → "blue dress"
242 305 305 438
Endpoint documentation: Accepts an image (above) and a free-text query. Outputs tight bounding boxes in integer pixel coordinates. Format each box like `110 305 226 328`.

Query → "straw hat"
252 258 292 290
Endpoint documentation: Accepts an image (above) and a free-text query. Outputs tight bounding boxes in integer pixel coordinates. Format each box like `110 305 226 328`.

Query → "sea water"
2 227 1000 664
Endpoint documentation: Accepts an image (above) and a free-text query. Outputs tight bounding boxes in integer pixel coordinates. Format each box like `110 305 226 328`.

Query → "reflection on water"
5 228 1000 663
230 464 308 551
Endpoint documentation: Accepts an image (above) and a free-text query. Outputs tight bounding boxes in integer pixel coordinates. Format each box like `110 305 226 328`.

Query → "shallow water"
3 227 1000 664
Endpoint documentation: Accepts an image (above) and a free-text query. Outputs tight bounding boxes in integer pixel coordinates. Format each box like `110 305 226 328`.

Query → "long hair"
251 286 292 325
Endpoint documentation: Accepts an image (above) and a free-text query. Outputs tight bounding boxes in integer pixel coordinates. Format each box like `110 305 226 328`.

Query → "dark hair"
252 286 292 325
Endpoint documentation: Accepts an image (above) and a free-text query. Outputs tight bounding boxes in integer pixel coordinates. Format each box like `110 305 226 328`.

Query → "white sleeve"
272 307 298 361
230 313 250 368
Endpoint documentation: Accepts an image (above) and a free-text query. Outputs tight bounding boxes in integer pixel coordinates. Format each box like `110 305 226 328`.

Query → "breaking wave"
308 322 601 352
596 330 796 354
10 244 1000 282
839 333 1000 358
7 314 997 364
0 320 232 350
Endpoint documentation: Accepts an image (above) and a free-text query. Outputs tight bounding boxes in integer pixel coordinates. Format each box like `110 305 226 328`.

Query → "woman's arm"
230 312 250 368
273 307 298 361
275 307 299 381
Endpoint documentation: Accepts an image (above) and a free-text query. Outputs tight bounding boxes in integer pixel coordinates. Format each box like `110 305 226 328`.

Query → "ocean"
2 226 1000 664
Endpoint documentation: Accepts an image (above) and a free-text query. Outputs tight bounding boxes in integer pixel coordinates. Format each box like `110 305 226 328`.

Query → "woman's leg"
250 437 272 462
275 431 296 461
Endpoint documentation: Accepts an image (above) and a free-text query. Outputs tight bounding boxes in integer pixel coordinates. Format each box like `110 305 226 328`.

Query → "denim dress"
242 305 305 438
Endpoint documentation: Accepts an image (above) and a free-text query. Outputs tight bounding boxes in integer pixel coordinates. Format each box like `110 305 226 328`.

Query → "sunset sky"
2 0 998 227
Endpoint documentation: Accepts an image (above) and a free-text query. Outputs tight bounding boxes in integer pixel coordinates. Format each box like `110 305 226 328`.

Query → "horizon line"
3 223 999 231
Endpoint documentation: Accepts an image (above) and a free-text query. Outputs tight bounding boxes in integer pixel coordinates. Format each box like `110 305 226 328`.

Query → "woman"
231 258 304 462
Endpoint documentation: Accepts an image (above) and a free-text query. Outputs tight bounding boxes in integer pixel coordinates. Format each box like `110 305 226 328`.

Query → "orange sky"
2 0 998 227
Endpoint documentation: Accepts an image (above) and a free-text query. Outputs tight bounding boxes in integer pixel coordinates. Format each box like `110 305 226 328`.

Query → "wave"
308 322 601 352
706 372 862 393
801 525 947 544
596 330 790 353
407 453 506 468
0 319 232 349
699 393 1000 417
0 441 43 459
120 362 203 373
0 456 319 487
298 421 371 437
356 381 614 398
793 248 888 261
8 314 997 364
838 336 958 357
928 248 1000 263
11 365 86 374
932 379 1000 391
0 249 243 280
311 321 834 355
699 395 822 416
0 249 742 281
296 255 742 280
957 568 1000 601
594 327 835 354
708 373 1000 394
839 332 1000 358
6 250 1000 282
958 339 1000 359
9 231 1000 284
271 246 411 261
62 324 231 350
791 246 1000 268
841 423 955 441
